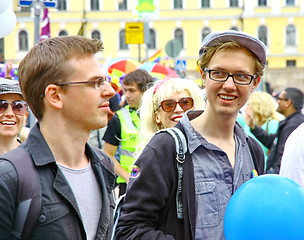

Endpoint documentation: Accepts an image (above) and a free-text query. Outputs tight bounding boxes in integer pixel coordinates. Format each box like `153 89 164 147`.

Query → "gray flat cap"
0 78 22 96
199 30 266 65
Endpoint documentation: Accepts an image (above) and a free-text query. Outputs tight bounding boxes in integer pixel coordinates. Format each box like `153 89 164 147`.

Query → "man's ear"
251 76 261 92
44 84 63 110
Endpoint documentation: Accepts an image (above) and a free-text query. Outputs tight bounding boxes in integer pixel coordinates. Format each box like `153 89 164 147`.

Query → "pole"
138 44 141 62
33 0 43 44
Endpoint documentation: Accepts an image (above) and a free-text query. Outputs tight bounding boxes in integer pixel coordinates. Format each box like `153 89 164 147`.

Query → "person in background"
0 36 116 239
280 122 304 188
102 69 154 196
247 87 304 173
0 78 29 154
137 77 205 153
243 91 283 168
116 30 265 240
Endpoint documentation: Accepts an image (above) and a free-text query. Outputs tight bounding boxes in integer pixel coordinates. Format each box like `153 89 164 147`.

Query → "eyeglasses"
203 68 257 85
159 97 194 112
55 76 110 90
0 100 28 116
277 97 289 101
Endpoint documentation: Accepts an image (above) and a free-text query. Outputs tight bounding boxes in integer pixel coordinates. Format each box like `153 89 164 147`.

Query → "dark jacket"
116 123 264 240
0 123 116 240
251 111 304 173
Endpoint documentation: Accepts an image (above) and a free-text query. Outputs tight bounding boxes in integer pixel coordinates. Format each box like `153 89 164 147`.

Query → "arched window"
148 29 156 49
19 30 28 51
91 0 99 10
174 0 183 9
258 26 267 46
201 0 210 8
174 28 184 49
91 30 101 40
286 24 296 46
202 27 211 41
57 0 66 11
119 30 128 50
119 0 127 10
59 30 68 36
230 26 238 31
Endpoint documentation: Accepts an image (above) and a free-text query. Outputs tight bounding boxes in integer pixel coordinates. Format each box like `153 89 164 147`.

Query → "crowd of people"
0 30 303 240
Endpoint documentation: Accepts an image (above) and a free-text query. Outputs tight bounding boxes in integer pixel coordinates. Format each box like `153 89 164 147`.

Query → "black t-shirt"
102 114 121 146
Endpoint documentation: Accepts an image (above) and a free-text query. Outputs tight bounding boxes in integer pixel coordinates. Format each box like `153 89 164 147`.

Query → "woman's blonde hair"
247 91 281 126
137 77 205 152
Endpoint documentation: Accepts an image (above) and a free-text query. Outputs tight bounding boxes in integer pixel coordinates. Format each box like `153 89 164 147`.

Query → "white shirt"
280 122 304 188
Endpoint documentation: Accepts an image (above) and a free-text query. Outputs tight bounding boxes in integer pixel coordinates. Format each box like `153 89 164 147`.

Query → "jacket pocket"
37 201 70 226
195 179 221 228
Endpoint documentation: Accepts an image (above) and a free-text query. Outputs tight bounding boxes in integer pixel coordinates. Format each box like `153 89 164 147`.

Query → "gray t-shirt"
58 161 102 240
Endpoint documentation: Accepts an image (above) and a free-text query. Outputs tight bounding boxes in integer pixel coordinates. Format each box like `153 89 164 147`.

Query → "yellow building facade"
2 0 304 90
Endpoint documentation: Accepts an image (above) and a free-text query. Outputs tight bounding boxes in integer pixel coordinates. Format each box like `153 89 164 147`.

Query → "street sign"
125 22 144 44
19 0 57 8
175 59 186 72
165 39 182 58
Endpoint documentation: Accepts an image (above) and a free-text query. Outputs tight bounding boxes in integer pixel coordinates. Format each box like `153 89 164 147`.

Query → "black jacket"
116 123 264 240
0 123 116 240
251 111 304 173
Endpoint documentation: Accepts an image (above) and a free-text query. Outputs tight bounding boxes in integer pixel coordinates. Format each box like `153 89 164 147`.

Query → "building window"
258 26 267 46
0 38 4 62
174 28 184 48
119 0 127 10
201 0 210 8
231 26 238 31
230 0 238 7
286 0 295 6
286 24 296 46
286 60 296 67
258 0 267 6
119 30 128 50
19 30 28 51
59 30 68 36
91 30 101 40
148 29 156 49
174 0 183 9
91 0 99 10
20 7 31 12
57 0 67 11
202 27 211 41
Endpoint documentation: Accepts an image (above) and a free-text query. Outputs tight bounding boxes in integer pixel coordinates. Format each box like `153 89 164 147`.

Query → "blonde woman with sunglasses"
0 78 29 154
137 77 205 154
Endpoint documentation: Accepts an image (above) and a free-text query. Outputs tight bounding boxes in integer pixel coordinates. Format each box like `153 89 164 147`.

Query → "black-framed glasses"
55 76 110 90
0 100 28 116
203 68 257 85
159 97 194 112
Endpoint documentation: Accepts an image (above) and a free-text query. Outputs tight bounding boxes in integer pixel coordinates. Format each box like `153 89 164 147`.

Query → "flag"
77 20 87 36
148 49 162 63
40 8 50 41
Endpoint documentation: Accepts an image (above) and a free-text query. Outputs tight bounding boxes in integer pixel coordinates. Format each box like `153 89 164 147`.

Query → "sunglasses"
0 100 28 116
159 97 194 112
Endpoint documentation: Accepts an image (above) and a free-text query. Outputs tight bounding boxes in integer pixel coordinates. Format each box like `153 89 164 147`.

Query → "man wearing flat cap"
115 30 265 240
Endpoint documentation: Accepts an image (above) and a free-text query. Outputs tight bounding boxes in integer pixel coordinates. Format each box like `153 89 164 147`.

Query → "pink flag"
40 8 50 41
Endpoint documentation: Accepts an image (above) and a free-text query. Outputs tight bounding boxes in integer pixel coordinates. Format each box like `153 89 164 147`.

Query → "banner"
40 8 50 41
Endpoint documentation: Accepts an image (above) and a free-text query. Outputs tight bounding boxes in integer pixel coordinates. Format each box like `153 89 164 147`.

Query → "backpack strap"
247 136 265 175
1 147 41 240
157 127 187 219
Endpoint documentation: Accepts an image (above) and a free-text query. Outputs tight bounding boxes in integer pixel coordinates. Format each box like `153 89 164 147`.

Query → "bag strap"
157 127 187 219
1 147 41 240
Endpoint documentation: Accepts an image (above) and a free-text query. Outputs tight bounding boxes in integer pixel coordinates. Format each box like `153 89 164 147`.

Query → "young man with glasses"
0 36 117 239
116 30 265 240
247 87 304 173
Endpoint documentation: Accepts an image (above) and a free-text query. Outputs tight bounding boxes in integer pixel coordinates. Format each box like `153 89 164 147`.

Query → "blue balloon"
224 174 304 240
